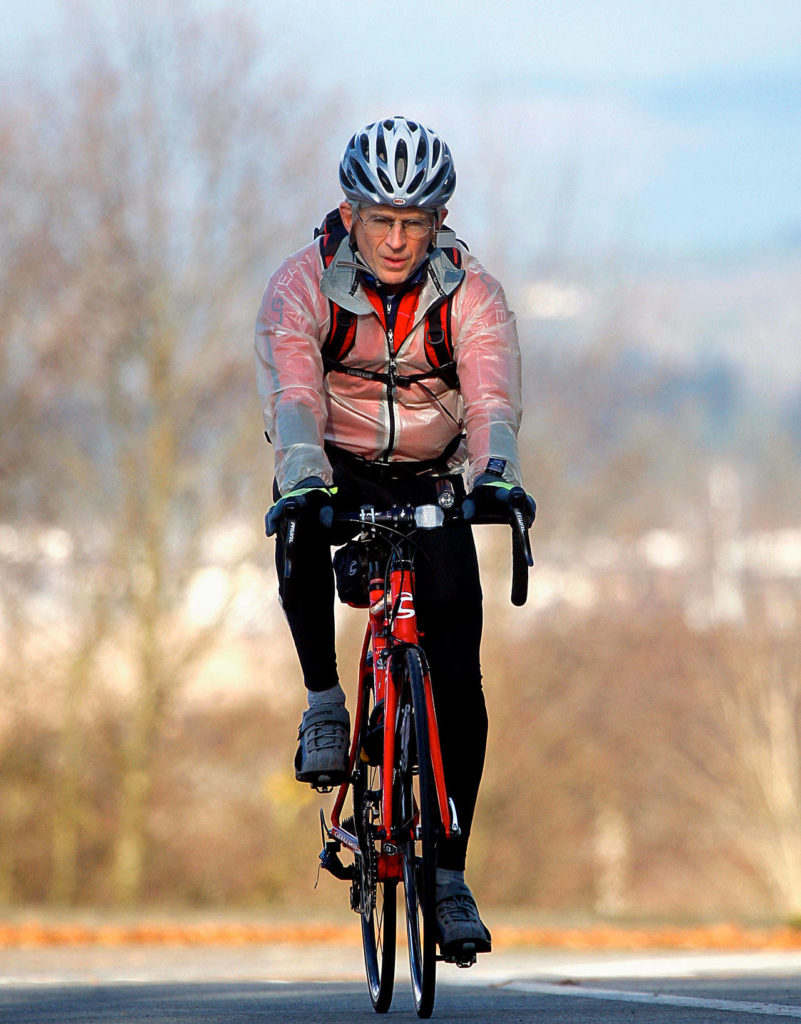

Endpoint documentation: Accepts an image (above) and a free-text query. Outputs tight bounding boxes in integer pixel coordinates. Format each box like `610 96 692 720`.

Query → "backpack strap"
315 209 358 361
422 245 462 385
315 207 348 267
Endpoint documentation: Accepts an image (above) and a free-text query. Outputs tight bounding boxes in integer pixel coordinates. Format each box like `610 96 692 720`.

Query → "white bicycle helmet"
339 116 456 209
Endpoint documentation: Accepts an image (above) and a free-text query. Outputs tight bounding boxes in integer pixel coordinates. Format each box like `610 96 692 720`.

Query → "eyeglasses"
355 209 435 240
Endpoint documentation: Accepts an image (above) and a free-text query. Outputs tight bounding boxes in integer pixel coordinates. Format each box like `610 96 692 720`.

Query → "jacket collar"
320 236 465 315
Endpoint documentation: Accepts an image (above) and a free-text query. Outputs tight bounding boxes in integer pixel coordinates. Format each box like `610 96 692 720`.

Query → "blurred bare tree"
666 617 801 919
0 2 342 905
3 4 801 922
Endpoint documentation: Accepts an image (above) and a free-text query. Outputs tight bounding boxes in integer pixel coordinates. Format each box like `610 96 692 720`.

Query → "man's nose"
385 221 406 247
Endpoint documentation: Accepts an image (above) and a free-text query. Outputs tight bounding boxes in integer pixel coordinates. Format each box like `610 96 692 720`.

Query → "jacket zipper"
376 286 417 461
382 324 397 461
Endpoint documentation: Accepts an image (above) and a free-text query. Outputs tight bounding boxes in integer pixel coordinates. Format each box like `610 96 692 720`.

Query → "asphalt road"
4 941 801 1022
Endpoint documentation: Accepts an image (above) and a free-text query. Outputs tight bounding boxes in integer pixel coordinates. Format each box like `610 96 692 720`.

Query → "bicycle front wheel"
393 647 438 1018
360 852 397 1013
353 685 397 1013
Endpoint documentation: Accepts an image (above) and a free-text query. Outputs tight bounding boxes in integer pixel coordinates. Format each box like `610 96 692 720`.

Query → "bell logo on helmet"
393 198 406 206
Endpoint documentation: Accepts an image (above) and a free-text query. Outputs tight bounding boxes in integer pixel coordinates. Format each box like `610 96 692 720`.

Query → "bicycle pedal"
439 941 477 967
310 771 346 793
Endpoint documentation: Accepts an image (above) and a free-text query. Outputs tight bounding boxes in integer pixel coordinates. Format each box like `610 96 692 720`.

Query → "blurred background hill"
1 0 800 921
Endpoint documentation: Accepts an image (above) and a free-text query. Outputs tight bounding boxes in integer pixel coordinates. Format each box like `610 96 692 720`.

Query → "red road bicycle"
283 483 532 1018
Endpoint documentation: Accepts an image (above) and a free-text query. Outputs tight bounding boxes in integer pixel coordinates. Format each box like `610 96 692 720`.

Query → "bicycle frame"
300 493 533 1014
327 529 458 879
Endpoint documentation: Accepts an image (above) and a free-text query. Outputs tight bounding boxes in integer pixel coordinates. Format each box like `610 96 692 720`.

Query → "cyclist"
255 116 535 957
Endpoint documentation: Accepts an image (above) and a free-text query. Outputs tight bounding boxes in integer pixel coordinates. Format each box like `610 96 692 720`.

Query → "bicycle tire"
353 684 397 1012
393 647 438 1018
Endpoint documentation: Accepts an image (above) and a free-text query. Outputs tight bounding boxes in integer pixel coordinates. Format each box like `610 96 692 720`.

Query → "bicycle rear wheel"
393 647 438 1018
353 686 397 1012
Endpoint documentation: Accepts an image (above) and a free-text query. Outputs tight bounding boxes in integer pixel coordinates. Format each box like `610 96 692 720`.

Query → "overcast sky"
4 0 800 258
281 0 801 258
275 0 801 85
5 0 800 78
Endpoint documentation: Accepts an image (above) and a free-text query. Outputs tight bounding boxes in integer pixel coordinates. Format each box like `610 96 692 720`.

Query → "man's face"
339 202 440 289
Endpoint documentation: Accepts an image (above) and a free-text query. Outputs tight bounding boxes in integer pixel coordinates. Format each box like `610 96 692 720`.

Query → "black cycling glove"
265 477 338 536
462 473 536 527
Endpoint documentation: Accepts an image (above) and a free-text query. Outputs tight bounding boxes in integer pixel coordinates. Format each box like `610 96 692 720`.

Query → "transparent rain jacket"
255 232 523 493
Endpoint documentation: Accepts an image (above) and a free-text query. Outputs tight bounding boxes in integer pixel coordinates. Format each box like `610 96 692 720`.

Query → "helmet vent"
377 167 393 192
353 162 376 195
376 128 387 163
407 169 425 195
394 139 408 184
422 164 447 201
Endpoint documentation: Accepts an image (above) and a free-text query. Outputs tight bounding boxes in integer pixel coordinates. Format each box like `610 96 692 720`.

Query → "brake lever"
511 504 534 567
508 492 534 607
281 498 300 583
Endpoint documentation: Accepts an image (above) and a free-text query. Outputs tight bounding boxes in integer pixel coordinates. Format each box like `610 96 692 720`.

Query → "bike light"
414 505 444 529
436 479 456 509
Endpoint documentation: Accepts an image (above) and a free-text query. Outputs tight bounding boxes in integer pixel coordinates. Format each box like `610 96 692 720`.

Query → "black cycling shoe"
435 883 492 959
294 705 350 788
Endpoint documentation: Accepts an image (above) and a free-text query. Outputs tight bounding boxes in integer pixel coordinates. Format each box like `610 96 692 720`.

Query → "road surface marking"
505 980 801 1017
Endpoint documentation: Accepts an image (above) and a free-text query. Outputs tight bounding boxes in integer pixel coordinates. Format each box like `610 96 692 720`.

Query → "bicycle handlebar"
278 492 533 606
460 491 534 607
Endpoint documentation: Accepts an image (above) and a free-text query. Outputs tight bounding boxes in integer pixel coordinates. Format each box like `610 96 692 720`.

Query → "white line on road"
525 951 801 979
440 949 801 986
504 981 801 1018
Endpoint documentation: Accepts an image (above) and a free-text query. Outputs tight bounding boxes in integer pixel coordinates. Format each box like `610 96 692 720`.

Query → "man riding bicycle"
255 116 534 957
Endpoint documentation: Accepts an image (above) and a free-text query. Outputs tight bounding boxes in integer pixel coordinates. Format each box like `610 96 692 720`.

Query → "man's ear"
339 201 353 232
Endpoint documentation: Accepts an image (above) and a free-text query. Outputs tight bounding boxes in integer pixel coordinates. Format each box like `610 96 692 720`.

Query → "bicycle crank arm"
319 840 355 881
318 808 355 881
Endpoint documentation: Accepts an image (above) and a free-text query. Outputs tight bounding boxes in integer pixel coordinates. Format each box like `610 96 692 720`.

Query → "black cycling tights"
274 451 487 871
